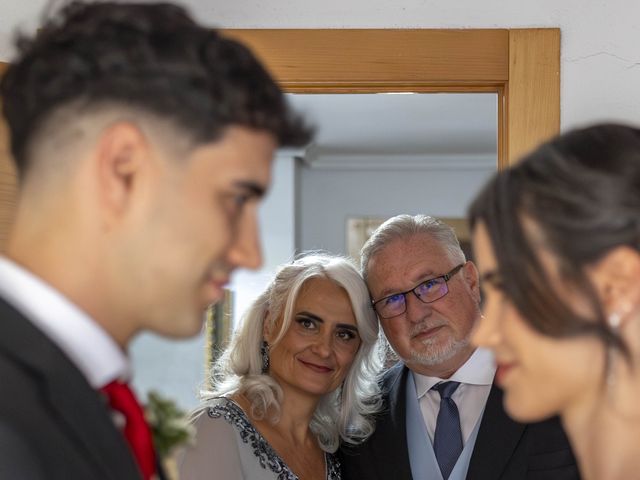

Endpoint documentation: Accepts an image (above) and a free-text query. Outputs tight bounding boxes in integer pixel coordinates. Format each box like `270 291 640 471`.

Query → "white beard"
408 333 471 366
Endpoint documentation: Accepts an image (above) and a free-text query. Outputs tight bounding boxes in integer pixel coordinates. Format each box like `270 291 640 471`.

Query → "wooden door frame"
222 28 560 169
0 28 559 247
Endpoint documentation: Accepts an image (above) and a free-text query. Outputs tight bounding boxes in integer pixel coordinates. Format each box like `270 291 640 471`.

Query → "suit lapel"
467 385 525 479
0 298 142 480
44 363 142 479
373 364 414 480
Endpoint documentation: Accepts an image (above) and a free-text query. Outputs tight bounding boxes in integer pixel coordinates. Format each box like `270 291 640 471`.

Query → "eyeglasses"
371 263 465 319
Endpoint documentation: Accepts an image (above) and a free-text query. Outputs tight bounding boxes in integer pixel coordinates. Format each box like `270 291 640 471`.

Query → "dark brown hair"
1 1 312 176
469 123 640 358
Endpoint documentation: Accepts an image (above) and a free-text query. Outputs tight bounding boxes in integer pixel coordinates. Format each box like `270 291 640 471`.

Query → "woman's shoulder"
179 398 247 479
197 397 252 432
195 398 343 480
204 396 245 417
199 398 298 478
187 397 244 438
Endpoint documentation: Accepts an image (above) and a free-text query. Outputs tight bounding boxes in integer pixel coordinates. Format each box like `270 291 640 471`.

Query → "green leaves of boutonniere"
145 390 195 459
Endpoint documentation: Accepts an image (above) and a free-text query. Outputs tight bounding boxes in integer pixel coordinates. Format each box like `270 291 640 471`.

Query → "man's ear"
590 246 640 324
95 121 151 220
463 260 481 303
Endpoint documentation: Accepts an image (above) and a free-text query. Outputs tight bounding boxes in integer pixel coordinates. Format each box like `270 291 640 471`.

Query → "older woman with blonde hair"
180 252 384 479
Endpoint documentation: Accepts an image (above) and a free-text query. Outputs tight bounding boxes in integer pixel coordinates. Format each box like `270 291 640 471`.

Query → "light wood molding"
223 29 509 86
0 62 15 250
223 28 560 167
0 28 560 248
507 29 561 163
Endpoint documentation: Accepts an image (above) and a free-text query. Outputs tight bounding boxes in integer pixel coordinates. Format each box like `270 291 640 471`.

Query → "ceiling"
287 92 498 169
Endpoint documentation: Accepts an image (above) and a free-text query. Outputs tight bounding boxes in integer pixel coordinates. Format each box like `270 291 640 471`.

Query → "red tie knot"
101 381 157 480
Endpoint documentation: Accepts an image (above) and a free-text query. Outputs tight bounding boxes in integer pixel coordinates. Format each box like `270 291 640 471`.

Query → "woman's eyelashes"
294 315 359 342
336 328 358 343
295 315 318 331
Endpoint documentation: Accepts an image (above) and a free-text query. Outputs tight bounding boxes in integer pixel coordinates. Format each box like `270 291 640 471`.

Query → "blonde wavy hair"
199 252 385 453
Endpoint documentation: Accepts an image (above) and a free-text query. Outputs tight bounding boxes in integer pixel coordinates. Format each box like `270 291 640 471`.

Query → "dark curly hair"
1 1 311 175
469 123 640 364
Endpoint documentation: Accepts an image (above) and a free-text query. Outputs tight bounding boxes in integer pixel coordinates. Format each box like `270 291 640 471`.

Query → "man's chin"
153 313 207 339
410 343 463 366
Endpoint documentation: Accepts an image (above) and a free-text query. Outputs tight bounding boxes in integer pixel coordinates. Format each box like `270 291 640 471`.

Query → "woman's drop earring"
261 340 270 374
609 312 622 329
606 312 622 387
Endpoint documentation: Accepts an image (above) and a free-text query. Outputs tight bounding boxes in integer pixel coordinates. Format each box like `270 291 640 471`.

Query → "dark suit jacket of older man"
0 297 150 480
340 363 580 480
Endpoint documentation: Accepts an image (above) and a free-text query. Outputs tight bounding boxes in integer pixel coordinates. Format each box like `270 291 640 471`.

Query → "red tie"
101 381 157 480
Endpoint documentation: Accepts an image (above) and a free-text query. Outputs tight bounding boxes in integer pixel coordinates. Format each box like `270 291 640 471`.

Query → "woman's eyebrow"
296 311 324 323
336 324 359 332
296 312 359 332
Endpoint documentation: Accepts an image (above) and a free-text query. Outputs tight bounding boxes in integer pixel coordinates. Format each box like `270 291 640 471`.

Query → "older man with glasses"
340 214 579 480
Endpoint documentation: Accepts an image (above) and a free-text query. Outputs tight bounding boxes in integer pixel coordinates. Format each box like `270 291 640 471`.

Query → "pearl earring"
609 312 622 329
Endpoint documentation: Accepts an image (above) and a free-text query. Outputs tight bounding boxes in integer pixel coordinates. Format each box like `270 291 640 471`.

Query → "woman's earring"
261 340 270 374
609 312 622 329
607 312 622 388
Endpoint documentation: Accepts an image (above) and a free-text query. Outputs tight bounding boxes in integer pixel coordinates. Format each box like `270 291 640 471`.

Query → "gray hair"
200 252 384 453
360 214 466 281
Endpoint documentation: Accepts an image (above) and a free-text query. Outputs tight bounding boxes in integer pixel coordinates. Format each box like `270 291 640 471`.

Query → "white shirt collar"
413 347 496 398
0 256 129 388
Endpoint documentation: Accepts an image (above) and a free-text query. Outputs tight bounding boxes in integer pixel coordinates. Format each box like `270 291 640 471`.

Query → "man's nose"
226 211 263 271
405 292 432 323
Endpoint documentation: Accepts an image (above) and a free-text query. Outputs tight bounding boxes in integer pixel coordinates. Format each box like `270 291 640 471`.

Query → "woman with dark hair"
179 253 384 479
469 123 640 480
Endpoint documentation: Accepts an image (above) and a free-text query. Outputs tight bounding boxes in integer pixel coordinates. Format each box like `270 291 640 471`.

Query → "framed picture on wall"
346 216 472 266
346 217 386 266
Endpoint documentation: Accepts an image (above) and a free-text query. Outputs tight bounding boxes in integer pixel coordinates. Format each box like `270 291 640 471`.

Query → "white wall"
3 1 640 129
299 165 494 254
229 152 297 325
198 0 640 131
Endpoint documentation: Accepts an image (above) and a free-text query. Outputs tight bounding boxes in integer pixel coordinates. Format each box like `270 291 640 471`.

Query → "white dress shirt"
0 256 129 388
413 347 496 445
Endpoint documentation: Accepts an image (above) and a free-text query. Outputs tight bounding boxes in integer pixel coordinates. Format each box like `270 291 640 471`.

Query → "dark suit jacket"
340 363 580 480
0 296 148 479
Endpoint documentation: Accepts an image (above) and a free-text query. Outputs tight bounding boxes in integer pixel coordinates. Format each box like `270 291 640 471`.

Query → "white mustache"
410 321 447 337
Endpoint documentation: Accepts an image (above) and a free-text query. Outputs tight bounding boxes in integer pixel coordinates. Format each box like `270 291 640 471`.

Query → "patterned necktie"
101 381 157 480
432 381 463 480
